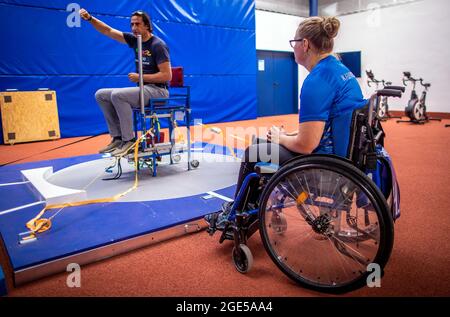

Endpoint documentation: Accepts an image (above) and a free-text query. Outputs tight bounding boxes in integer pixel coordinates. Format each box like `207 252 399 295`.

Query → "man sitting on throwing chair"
80 9 172 156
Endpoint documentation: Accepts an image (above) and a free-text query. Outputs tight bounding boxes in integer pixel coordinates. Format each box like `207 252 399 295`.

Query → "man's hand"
79 8 92 21
128 73 139 83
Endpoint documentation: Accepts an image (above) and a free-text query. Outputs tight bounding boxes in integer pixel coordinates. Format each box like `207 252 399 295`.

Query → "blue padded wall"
0 0 256 139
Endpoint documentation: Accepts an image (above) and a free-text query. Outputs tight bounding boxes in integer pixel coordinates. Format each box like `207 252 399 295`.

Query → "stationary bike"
397 71 441 124
366 70 403 121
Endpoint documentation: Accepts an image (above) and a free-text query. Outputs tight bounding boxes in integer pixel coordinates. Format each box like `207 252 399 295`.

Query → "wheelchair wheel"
172 154 181 163
232 244 253 273
190 159 200 168
258 155 394 293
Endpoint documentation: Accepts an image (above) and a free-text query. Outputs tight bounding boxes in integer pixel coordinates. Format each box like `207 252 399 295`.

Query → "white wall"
255 10 304 52
255 10 304 108
255 1 450 113
334 0 450 112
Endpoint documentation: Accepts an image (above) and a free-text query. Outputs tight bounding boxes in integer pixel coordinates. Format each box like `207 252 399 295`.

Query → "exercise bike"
366 70 403 121
206 89 403 293
397 71 441 124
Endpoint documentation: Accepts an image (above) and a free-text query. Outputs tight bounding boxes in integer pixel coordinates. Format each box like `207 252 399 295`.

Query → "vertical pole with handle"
137 35 146 137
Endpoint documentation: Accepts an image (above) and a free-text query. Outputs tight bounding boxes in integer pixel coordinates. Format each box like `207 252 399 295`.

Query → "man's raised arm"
79 8 126 44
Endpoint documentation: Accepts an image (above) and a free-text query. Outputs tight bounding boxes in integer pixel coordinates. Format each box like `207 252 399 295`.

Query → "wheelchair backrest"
170 67 184 87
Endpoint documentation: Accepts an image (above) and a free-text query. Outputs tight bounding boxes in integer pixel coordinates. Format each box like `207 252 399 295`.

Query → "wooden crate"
0 90 61 144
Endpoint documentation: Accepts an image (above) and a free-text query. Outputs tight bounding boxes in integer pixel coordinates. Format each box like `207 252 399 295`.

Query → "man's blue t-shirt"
299 55 367 156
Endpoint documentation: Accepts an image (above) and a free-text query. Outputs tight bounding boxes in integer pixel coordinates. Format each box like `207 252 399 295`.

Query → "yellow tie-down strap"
23 134 144 241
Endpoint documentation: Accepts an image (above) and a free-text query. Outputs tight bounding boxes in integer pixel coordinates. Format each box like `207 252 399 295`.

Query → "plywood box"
0 90 61 144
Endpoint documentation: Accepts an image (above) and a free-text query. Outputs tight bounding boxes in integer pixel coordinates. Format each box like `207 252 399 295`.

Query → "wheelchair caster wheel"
172 154 181 163
271 212 287 234
232 244 253 274
190 160 199 168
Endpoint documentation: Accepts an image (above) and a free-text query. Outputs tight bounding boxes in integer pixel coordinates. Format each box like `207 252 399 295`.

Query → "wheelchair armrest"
254 162 279 175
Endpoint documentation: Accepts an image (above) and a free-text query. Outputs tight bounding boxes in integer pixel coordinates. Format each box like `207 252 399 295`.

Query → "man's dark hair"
131 10 153 32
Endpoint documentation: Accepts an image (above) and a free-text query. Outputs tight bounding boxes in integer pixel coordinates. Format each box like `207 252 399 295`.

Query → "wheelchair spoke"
286 177 300 198
317 169 323 211
274 229 316 259
278 182 297 202
331 235 371 267
292 172 318 220
326 237 354 282
330 186 357 212
272 211 311 226
329 176 341 205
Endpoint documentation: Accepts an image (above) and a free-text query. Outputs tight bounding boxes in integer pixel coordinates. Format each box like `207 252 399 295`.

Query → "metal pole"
309 0 318 16
137 35 145 115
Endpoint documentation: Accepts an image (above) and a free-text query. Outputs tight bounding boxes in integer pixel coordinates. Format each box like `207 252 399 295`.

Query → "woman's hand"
267 125 285 144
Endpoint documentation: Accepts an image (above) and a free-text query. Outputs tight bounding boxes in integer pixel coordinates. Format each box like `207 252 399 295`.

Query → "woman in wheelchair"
207 16 366 229
205 16 402 293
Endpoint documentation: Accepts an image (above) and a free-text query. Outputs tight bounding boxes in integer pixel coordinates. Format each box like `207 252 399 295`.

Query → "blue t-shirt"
299 55 367 156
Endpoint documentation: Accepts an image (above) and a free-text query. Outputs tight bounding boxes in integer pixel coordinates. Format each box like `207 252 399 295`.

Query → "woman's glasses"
289 38 304 48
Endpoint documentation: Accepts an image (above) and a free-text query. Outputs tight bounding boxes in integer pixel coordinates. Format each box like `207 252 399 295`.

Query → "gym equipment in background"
397 72 441 124
366 70 403 121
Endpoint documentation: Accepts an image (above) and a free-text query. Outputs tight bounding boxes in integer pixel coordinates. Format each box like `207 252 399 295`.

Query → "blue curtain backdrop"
0 0 257 139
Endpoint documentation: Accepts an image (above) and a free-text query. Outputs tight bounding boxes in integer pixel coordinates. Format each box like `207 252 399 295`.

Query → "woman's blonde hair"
296 16 340 53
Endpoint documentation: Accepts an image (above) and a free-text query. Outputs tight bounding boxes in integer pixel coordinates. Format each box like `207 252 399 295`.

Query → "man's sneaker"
99 138 122 154
110 140 136 157
205 201 234 231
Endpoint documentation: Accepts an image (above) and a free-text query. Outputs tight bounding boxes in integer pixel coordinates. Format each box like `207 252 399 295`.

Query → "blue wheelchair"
206 89 402 293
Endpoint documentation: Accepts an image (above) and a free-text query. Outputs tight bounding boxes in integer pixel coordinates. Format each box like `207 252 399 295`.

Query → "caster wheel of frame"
172 154 181 163
190 160 200 168
232 244 253 274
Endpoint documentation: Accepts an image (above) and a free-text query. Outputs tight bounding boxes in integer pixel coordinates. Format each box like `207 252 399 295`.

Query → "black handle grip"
377 89 402 98
403 71 411 78
384 85 406 92
419 79 431 88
